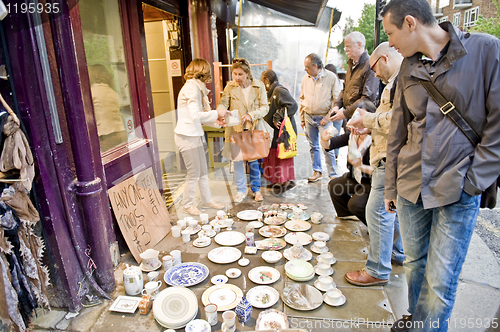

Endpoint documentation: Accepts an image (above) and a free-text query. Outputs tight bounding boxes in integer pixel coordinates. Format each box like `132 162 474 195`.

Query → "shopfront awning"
247 0 329 25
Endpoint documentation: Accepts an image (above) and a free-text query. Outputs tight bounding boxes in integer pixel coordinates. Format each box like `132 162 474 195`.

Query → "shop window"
79 0 136 153
453 12 461 26
464 7 479 28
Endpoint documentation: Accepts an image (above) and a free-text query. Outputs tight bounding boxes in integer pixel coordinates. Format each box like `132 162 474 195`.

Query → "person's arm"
184 83 218 124
343 69 380 119
464 40 500 195
324 131 350 151
299 77 307 127
277 87 298 118
363 109 392 134
248 81 270 121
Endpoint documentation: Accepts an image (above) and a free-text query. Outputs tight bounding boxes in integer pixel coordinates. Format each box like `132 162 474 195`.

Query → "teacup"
318 252 335 265
217 210 226 220
291 243 304 258
142 280 162 299
162 254 173 271
292 207 303 219
205 303 218 326
213 223 221 233
184 216 194 222
139 248 160 269
221 310 236 332
170 250 181 266
171 225 181 238
316 262 331 275
181 229 191 242
202 224 213 234
177 219 187 229
325 288 343 303
314 241 326 251
188 219 198 230
225 219 234 230
317 275 335 290
147 271 159 282
200 213 209 224
311 212 322 224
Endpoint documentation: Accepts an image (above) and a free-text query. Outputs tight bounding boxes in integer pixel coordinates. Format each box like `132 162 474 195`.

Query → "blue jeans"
304 113 341 177
397 191 480 331
365 162 405 279
234 160 261 193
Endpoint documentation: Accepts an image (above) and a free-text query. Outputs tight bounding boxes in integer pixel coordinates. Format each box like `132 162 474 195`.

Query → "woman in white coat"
174 59 226 215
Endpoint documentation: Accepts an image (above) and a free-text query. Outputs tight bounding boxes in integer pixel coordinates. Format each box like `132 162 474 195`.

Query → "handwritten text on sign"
109 168 171 262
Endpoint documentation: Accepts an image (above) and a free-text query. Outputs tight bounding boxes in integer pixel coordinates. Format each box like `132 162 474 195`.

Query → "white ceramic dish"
248 266 281 285
314 279 337 292
314 265 334 276
211 274 228 285
238 258 250 266
153 287 198 328
312 232 330 241
323 294 346 307
284 232 313 246
248 221 264 229
261 250 283 264
285 260 315 279
246 286 280 309
287 212 310 220
284 220 311 232
237 210 263 221
207 247 242 264
225 268 242 279
283 248 313 261
255 238 287 250
193 237 211 248
259 225 287 238
214 231 246 246
281 284 323 311
185 319 211 332
109 296 141 313
263 216 286 225
310 245 329 254
285 271 315 282
255 309 289 330
201 284 243 311
140 260 162 272
163 262 209 287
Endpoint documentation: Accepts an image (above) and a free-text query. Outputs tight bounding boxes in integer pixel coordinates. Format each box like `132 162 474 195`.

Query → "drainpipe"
48 1 115 295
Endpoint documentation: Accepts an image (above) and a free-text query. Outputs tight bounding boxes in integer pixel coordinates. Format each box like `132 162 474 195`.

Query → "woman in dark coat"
260 69 298 194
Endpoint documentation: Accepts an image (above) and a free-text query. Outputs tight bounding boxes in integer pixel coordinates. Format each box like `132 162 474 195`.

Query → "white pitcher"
123 265 143 296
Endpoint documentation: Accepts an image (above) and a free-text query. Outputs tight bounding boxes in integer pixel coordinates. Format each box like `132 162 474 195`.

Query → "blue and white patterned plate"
164 262 209 287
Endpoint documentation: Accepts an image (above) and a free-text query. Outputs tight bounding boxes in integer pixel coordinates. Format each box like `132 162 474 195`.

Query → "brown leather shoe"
308 171 322 182
345 269 388 286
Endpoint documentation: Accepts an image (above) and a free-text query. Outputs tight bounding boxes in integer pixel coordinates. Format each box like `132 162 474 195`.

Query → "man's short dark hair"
325 64 337 75
306 53 323 69
380 0 436 29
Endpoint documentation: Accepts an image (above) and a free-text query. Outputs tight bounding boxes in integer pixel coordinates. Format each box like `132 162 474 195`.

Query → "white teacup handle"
221 322 229 332
156 280 162 288
141 288 148 296
133 275 142 294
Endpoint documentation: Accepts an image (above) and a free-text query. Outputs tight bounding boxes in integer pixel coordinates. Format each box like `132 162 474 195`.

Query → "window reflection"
79 0 136 152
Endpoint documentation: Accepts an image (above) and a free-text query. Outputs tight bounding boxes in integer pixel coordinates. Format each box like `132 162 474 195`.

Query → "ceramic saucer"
238 258 250 266
283 248 313 261
193 238 211 248
204 229 216 238
312 232 330 241
314 280 337 292
248 221 264 229
310 245 329 254
211 275 228 285
317 257 337 265
140 260 162 272
226 268 241 279
314 266 334 276
323 294 346 307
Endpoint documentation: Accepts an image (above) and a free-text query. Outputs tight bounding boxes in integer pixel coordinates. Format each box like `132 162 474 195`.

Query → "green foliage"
473 0 500 39
335 4 388 69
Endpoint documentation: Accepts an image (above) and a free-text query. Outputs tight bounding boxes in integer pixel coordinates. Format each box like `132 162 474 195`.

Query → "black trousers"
328 176 370 225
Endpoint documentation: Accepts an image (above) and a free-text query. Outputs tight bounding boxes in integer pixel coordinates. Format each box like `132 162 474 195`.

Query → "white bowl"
262 251 283 264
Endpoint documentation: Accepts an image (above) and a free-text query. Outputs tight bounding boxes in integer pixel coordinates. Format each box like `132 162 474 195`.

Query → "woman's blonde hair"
184 58 212 82
231 58 253 80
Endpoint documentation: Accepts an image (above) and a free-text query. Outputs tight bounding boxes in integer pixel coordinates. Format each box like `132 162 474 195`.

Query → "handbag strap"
418 79 480 146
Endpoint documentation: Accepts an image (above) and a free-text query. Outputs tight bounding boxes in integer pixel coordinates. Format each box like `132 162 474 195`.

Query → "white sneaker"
233 192 246 203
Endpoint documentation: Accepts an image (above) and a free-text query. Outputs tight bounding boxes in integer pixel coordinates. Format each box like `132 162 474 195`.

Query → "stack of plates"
285 260 315 282
153 287 198 329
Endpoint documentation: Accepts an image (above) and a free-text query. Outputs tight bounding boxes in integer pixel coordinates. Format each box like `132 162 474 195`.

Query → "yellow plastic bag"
277 109 297 159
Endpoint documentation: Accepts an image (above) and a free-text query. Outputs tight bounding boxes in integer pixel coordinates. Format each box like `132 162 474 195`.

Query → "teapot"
123 265 143 296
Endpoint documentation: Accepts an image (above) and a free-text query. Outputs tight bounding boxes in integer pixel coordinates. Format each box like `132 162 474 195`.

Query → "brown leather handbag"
230 125 270 161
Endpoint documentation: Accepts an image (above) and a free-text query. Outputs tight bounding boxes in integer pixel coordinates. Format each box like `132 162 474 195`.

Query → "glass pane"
79 0 136 153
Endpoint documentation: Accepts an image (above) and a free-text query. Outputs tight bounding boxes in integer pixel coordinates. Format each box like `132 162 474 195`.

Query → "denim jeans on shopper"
304 113 341 177
234 160 261 193
365 161 405 280
397 191 480 332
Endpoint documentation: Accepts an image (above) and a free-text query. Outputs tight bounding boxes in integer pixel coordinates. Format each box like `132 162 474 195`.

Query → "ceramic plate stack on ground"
255 309 290 330
246 286 280 308
201 284 243 311
281 284 323 311
284 260 315 282
153 287 198 329
163 262 209 287
237 210 263 221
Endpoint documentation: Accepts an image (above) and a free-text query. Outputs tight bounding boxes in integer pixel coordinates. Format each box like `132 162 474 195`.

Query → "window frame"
464 6 479 28
453 12 461 27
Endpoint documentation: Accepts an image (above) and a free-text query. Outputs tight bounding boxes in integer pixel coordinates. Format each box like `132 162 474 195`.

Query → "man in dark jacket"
329 31 379 122
381 0 500 331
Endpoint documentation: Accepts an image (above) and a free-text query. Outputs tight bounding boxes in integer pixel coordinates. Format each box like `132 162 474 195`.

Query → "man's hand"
347 156 361 168
349 107 367 128
330 108 345 122
320 115 329 126
385 199 397 214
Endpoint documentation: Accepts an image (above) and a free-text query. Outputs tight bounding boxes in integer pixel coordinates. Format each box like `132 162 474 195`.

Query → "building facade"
430 0 498 28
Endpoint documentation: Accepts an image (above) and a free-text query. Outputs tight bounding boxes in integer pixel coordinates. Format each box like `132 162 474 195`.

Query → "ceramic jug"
235 297 252 324
123 265 143 296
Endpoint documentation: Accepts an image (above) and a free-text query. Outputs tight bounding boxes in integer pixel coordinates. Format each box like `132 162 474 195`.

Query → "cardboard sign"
109 168 171 262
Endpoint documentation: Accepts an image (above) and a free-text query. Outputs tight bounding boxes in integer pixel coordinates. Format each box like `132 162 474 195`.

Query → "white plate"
284 232 313 246
247 286 280 309
185 319 211 332
285 271 315 282
314 280 337 292
287 212 310 220
153 287 198 328
284 220 311 232
248 266 281 285
283 248 313 261
263 216 286 225
140 260 162 272
211 274 228 285
193 237 211 248
285 260 315 279
255 238 287 250
261 250 283 264
214 231 246 246
256 309 290 330
311 245 329 254
226 268 241 279
281 284 323 311
207 247 242 264
323 294 346 307
186 225 202 235
312 232 330 241
314 266 334 276
109 296 141 313
201 284 243 311
259 225 287 238
238 258 250 266
248 221 264 229
237 210 263 221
